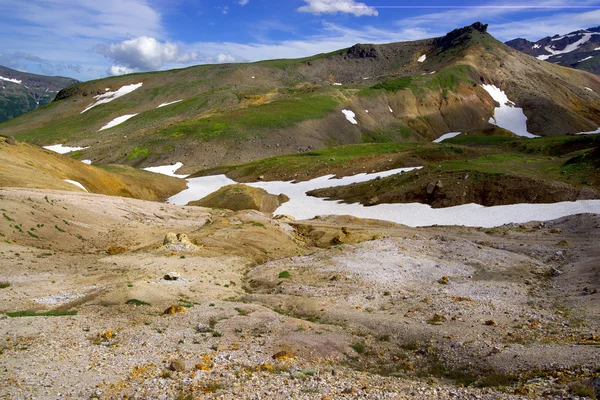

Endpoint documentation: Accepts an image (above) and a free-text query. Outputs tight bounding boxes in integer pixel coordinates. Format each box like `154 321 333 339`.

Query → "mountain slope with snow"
506 26 600 75
0 65 79 123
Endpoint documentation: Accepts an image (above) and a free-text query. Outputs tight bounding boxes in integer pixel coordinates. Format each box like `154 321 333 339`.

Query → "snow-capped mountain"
506 27 600 74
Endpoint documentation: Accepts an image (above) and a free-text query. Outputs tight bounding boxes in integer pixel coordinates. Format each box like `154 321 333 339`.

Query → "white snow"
578 56 594 63
342 110 358 124
537 33 597 60
166 167 600 228
596 47 600 51
433 132 462 143
532 44 541 49
363 77 370 80
365 110 369 113
143 162 188 178
43 144 89 154
0 76 22 85
252 76 255 79
333 82 342 86
481 84 539 138
105 88 110 91
64 179 88 192
575 127 600 135
585 87 594 92
98 114 138 131
81 160 92 165
81 83 143 113
388 106 393 113
429 71 436 74
417 54 426 62
157 99 183 108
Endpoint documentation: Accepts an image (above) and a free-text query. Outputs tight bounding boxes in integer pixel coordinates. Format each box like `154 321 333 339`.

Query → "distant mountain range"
0 65 78 123
506 27 600 74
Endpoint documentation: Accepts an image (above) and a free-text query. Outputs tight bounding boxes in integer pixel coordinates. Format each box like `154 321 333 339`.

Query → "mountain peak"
435 22 490 51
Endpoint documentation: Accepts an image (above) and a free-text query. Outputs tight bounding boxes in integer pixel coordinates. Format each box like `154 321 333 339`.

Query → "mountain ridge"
0 23 599 174
0 65 78 123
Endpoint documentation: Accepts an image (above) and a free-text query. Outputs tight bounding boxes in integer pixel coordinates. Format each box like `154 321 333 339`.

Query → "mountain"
506 27 600 74
0 65 79 123
0 22 599 175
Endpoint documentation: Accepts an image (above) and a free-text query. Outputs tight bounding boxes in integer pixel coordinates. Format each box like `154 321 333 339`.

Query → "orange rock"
163 305 186 315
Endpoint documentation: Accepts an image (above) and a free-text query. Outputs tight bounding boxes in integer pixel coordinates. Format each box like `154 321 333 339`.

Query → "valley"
0 21 599 399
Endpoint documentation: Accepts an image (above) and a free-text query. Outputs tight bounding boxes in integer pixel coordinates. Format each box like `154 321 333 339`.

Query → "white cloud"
216 53 236 63
100 36 198 71
298 0 378 17
239 0 249 5
109 65 135 76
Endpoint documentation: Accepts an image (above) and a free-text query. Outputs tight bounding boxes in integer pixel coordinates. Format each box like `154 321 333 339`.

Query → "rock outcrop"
188 184 289 213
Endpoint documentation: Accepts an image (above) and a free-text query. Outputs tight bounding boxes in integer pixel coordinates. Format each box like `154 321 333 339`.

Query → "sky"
0 0 599 81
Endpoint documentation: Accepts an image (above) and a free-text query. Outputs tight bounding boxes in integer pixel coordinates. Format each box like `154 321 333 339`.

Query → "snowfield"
43 144 89 154
0 76 22 85
64 180 88 192
81 83 143 113
481 84 539 138
142 162 189 179
342 110 358 124
99 114 138 131
157 100 183 108
433 132 462 143
576 127 600 135
537 33 598 60
417 54 426 62
166 167 600 228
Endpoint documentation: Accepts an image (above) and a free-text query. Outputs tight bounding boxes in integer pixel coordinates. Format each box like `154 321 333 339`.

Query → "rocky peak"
345 43 381 60
435 22 490 51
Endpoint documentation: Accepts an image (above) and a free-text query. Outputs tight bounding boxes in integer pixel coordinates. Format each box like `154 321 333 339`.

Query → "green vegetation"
125 299 151 306
6 310 78 317
278 271 291 279
0 281 10 289
371 77 413 92
349 342 366 354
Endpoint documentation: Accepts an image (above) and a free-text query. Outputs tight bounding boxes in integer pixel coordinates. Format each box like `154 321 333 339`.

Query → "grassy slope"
303 135 600 207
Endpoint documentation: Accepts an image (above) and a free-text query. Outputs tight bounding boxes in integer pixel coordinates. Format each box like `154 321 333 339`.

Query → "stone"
272 350 294 360
160 233 200 252
438 276 450 285
163 305 186 315
426 183 436 195
163 271 180 281
5 136 16 145
107 246 128 255
484 319 497 326
168 358 186 372
196 323 211 333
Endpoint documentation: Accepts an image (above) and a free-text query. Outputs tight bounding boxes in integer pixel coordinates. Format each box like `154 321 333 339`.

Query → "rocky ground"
0 188 598 399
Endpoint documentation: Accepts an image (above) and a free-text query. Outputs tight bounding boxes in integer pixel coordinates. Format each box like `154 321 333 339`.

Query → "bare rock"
160 233 199 252
168 358 186 372
5 136 16 145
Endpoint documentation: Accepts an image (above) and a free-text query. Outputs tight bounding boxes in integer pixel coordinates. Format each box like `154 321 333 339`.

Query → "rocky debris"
107 246 128 255
345 43 382 59
168 359 186 372
5 136 16 145
163 305 186 315
196 323 211 333
188 184 289 213
160 233 199 252
163 271 180 281
272 350 294 360
438 276 450 285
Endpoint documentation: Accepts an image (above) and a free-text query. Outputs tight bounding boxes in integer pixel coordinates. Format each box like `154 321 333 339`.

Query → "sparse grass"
476 372 519 388
125 299 151 306
0 281 10 289
234 307 251 316
6 310 77 317
349 342 366 354
278 271 291 279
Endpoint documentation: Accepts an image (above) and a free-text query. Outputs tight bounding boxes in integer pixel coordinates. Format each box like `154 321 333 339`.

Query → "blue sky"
0 0 599 81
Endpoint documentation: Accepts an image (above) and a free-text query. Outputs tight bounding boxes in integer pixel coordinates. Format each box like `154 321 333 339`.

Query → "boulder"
188 184 289 213
160 233 199 252
5 136 16 145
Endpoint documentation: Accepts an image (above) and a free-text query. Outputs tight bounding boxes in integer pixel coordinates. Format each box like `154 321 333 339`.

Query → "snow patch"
575 127 600 135
537 33 596 60
596 47 600 51
99 114 138 131
143 162 188 178
64 179 88 192
157 99 183 108
0 76 22 84
481 84 539 138
417 54 426 62
81 160 92 165
585 87 594 92
43 144 89 154
81 83 143 113
532 44 541 49
333 82 342 86
433 132 462 143
166 167 600 228
388 106 393 113
578 56 594 63
342 110 358 124
365 110 369 113
429 71 436 74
